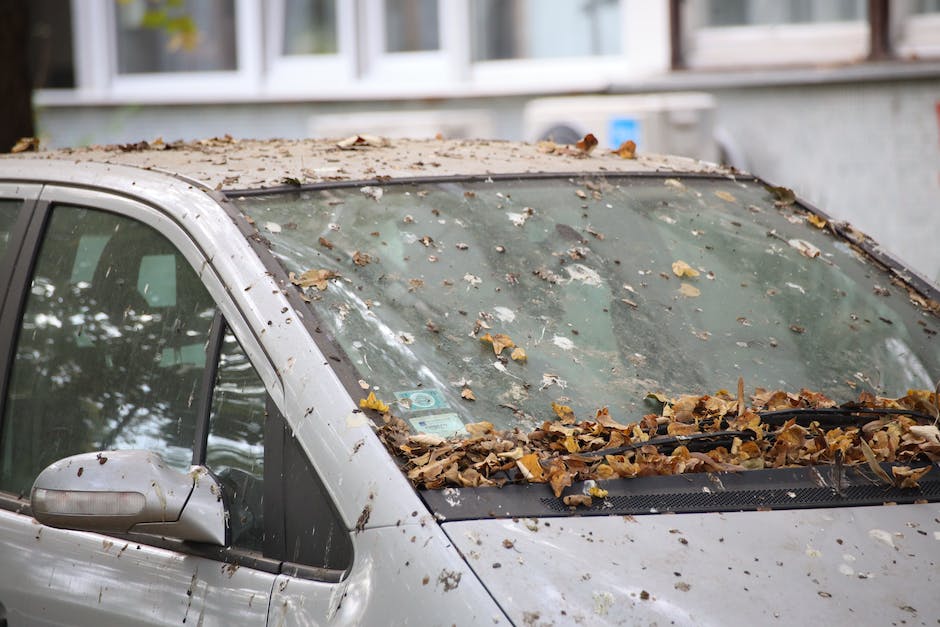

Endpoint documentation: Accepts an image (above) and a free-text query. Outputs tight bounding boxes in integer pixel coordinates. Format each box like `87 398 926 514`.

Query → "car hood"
443 504 940 626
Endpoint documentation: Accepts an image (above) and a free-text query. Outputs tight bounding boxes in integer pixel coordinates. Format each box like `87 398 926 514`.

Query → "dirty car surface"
0 137 938 625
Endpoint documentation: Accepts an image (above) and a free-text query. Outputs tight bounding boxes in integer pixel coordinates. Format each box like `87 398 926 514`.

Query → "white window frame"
468 0 668 94
358 0 467 87
93 0 262 103
893 0 940 59
681 1 869 69
264 0 357 96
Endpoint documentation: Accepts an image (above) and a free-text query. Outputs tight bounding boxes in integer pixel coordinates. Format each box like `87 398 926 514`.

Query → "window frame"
264 0 357 95
677 0 871 69
892 0 940 59
97 0 262 102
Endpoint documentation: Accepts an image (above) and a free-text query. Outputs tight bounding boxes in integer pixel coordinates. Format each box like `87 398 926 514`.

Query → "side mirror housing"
30 450 227 545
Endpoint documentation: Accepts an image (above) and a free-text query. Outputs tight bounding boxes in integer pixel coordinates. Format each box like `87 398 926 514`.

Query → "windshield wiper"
569 429 756 459
758 406 936 427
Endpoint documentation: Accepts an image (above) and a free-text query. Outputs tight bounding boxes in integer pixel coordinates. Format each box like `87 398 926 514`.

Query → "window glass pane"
385 0 439 52
206 329 266 551
116 0 237 74
0 200 22 257
283 0 338 55
473 0 620 60
0 205 216 497
913 0 940 13
29 0 75 88
701 0 866 26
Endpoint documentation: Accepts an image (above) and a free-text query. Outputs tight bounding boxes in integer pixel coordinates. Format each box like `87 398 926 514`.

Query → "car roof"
5 137 731 192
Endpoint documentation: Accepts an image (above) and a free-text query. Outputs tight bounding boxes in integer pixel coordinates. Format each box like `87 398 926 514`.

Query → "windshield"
234 175 938 439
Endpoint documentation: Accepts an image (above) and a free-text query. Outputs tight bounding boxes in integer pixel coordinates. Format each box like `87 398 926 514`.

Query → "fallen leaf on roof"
290 269 338 291
612 140 636 159
10 136 39 153
672 260 700 278
360 392 390 413
336 134 389 150
575 133 598 155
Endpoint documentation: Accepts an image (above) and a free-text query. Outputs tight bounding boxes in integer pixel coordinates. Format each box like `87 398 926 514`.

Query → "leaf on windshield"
552 402 576 424
766 185 796 207
672 260 700 278
612 140 636 159
511 347 527 362
290 269 338 291
575 133 598 155
480 332 515 356
517 453 546 482
788 239 821 258
359 392 390 413
461 387 476 401
892 465 931 488
806 213 828 229
318 236 334 249
378 386 940 495
679 283 701 298
352 251 372 266
714 190 737 203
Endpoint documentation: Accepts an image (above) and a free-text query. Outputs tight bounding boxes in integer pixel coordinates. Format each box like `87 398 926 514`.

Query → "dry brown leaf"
460 387 476 401
562 494 592 507
714 190 737 203
788 239 820 259
480 332 515 356
892 465 931 488
575 133 598 155
679 283 701 298
672 260 700 278
336 134 388 150
807 214 828 229
359 392 390 413
510 347 527 362
612 140 636 159
552 402 576 424
352 251 372 266
291 269 338 291
465 421 494 437
517 453 546 482
10 137 39 153
318 236 334 250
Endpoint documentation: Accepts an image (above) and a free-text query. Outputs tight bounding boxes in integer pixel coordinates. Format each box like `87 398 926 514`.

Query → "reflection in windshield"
237 177 938 435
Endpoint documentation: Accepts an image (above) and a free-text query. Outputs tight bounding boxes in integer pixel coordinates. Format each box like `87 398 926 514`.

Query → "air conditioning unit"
523 93 718 162
308 109 495 140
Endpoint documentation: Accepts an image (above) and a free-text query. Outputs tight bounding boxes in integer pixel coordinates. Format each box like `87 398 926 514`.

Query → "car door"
0 185 281 625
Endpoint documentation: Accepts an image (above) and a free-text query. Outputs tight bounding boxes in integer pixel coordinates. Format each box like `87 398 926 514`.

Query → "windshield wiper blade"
572 429 755 459
759 406 936 426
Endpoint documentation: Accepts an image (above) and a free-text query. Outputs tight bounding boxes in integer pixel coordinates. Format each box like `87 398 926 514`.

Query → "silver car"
0 137 937 625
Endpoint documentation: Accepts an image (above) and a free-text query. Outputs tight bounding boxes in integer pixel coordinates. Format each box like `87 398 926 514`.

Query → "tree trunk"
0 1 35 152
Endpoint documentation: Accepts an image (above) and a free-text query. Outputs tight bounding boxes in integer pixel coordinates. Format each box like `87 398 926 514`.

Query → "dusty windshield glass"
235 176 938 437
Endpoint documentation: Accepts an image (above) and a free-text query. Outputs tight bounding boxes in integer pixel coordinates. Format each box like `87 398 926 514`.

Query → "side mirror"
30 450 227 546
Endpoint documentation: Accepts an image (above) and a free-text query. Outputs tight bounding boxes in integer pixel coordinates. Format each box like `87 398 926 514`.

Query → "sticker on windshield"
395 389 449 412
408 413 466 439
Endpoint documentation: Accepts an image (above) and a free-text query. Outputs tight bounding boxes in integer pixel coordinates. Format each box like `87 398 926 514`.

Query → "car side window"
206 328 266 551
0 199 20 256
0 205 216 496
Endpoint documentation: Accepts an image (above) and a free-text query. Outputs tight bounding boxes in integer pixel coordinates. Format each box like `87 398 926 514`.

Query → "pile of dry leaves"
374 385 940 504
